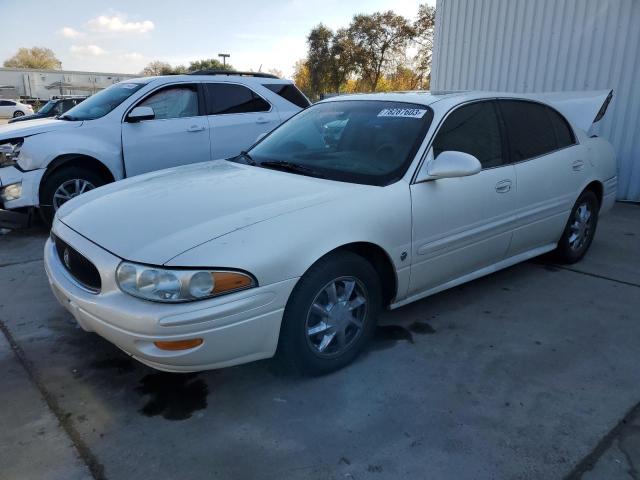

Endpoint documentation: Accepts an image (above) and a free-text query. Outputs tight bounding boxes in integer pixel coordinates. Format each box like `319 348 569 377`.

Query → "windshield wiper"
229 150 257 166
259 160 323 178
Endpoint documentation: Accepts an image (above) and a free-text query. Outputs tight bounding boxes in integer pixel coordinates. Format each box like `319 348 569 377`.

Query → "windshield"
246 100 433 186
38 100 56 115
61 82 148 120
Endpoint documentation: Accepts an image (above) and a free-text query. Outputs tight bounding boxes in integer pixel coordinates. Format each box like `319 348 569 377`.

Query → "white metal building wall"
431 0 640 201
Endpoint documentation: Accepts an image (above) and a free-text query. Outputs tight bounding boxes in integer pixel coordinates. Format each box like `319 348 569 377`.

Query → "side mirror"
416 149 481 182
127 106 155 122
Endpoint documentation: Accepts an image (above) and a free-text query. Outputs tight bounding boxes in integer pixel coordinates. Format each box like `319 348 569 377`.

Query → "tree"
348 11 415 91
141 61 176 76
413 4 436 89
187 58 233 72
267 68 284 78
306 24 334 97
292 59 312 98
3 47 61 70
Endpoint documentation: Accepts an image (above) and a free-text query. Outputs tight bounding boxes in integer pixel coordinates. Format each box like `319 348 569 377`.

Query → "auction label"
377 108 427 118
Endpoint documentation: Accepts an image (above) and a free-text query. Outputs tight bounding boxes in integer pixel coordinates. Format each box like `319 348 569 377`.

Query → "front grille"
53 234 102 293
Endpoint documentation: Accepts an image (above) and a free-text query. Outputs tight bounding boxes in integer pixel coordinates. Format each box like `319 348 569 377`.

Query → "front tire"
554 190 599 264
39 166 106 225
277 251 381 375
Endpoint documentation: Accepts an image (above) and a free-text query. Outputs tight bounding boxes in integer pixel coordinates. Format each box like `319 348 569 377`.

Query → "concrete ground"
0 203 638 480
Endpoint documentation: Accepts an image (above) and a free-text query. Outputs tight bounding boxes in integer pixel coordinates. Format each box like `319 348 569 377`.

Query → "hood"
58 160 362 264
0 118 82 139
8 112 47 124
521 89 613 132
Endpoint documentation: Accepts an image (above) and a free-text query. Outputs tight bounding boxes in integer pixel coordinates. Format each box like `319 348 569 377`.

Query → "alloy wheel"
305 276 368 358
568 201 593 251
53 179 96 210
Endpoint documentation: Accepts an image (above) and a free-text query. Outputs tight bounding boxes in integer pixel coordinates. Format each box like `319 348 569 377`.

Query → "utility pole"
218 53 230 67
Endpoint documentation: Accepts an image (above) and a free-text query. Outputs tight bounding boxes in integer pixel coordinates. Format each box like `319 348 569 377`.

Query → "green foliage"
187 59 233 72
3 47 61 70
297 3 436 98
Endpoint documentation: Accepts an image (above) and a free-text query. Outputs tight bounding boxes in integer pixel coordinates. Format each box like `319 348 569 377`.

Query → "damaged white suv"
0 71 309 227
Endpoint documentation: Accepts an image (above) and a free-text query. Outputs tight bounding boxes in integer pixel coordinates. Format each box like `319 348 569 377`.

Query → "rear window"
547 107 576 148
498 100 558 161
262 83 310 108
204 83 270 115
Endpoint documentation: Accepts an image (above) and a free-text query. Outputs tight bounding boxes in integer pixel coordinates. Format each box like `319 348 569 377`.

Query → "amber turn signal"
212 272 254 294
154 338 204 351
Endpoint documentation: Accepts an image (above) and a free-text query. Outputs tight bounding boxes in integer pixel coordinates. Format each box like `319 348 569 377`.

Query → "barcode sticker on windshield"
377 108 427 118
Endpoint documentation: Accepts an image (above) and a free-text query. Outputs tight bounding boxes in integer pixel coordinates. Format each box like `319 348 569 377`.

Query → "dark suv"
8 97 86 123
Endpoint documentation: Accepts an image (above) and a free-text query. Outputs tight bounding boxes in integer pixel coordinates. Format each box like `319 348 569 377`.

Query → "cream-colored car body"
44 90 617 372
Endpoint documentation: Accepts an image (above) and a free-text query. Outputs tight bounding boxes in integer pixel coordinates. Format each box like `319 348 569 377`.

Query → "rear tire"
39 166 106 225
277 251 381 375
13 111 25 117
554 190 599 264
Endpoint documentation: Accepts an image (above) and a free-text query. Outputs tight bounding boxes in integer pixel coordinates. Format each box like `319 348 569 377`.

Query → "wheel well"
332 242 398 307
41 154 115 195
584 181 603 206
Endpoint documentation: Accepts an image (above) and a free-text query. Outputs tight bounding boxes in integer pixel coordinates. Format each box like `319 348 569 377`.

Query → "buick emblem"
63 248 71 269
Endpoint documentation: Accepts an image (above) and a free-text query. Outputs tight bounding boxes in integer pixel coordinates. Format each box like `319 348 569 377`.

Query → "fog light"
1 182 22 201
154 338 203 351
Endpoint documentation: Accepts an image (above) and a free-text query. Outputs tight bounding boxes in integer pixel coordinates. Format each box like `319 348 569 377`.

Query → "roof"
133 74 292 85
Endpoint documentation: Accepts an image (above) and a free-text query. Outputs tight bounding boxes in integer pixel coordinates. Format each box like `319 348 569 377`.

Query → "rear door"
203 82 280 159
0 100 15 117
122 82 210 177
497 100 585 255
409 100 517 295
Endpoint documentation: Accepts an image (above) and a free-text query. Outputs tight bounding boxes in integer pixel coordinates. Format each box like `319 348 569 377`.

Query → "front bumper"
0 166 44 228
44 221 298 372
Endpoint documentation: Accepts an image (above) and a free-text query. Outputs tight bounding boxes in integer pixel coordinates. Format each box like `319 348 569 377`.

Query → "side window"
547 107 575 148
138 85 199 120
205 83 270 115
499 100 558 161
262 83 310 108
432 101 504 169
0 100 14 106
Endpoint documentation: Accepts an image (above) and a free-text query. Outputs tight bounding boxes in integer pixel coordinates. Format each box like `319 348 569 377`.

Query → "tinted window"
0 100 14 106
547 107 575 148
139 85 199 120
499 100 558 161
245 101 433 186
205 83 270 115
262 83 310 108
432 101 504 168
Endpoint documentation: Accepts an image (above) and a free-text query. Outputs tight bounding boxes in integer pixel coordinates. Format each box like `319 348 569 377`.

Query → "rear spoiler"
521 89 613 132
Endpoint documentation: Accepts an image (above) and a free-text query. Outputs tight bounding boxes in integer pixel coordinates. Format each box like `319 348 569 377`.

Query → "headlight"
116 262 256 303
0 139 23 167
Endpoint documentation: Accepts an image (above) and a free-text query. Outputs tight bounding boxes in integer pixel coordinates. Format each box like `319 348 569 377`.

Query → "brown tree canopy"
3 47 62 70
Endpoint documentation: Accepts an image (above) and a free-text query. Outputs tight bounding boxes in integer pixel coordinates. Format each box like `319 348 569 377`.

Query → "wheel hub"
305 277 368 357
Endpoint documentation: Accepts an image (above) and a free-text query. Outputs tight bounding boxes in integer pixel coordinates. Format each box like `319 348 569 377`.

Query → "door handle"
572 160 585 171
187 125 205 132
495 179 512 193
256 116 270 124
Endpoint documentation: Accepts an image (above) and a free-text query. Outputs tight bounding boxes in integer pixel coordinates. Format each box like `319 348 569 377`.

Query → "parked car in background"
45 89 615 375
0 99 33 118
0 71 310 226
8 97 86 124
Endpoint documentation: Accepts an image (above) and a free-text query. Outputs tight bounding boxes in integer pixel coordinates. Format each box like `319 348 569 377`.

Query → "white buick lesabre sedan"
44 90 616 375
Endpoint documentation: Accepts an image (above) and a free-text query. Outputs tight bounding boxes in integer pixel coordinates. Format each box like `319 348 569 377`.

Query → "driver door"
408 100 517 295
122 83 210 177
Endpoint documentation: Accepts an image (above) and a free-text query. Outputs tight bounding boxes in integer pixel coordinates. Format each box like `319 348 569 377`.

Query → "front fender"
18 123 123 180
166 180 414 300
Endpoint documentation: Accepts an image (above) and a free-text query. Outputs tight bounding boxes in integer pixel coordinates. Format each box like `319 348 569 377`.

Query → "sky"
0 0 435 78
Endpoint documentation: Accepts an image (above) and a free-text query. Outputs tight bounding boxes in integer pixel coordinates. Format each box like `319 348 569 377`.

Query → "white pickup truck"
0 71 309 226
